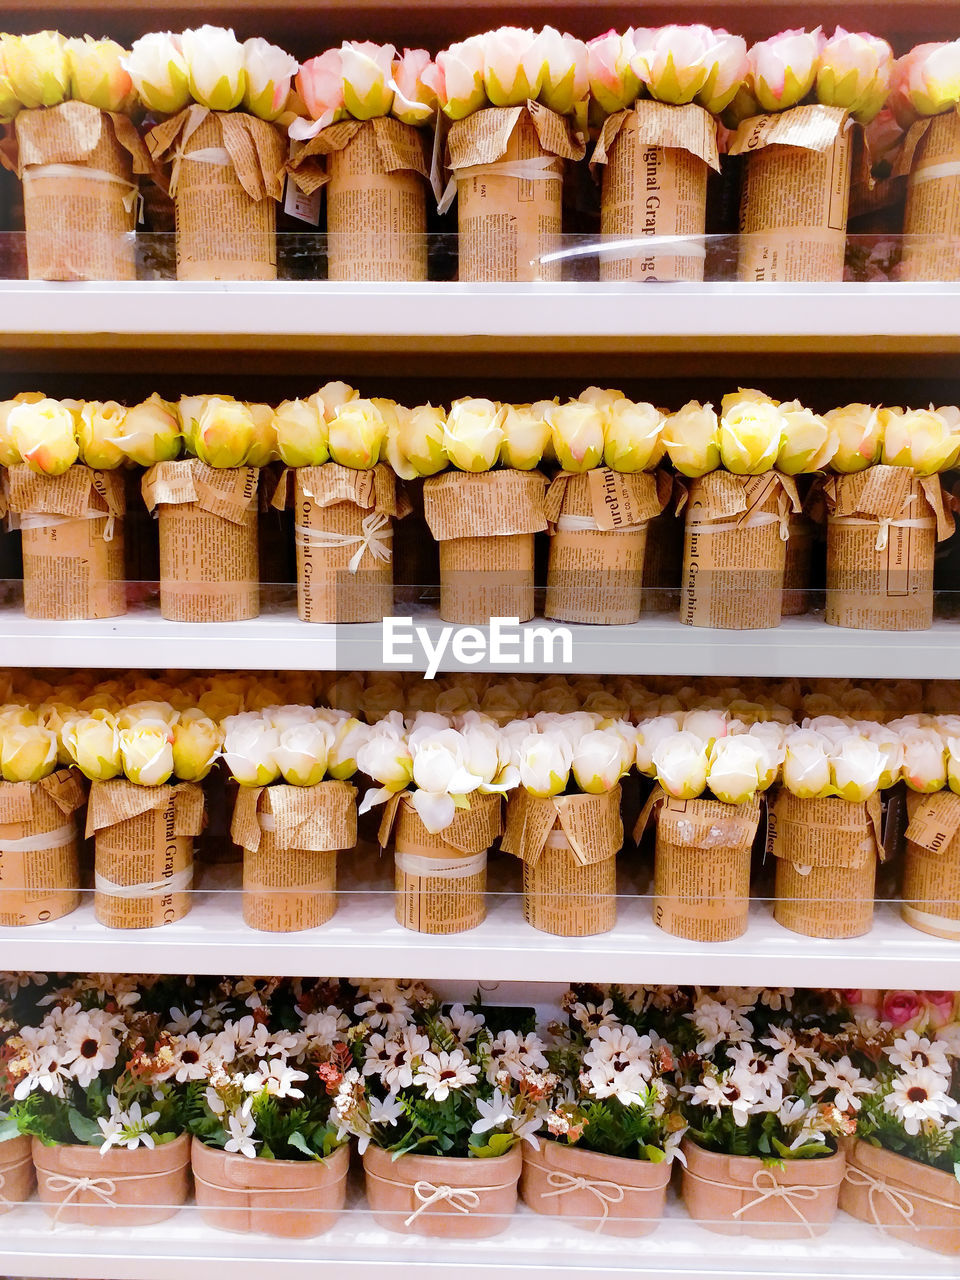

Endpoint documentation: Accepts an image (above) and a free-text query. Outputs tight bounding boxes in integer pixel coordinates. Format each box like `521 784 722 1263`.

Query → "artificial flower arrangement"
0 972 52 1212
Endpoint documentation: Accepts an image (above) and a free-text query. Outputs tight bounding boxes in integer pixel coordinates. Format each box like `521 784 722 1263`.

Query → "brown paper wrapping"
379 790 501 934
902 789 960 940
288 118 429 281
823 466 952 631
680 471 800 630
7 464 126 620
767 791 880 939
272 463 396 623
730 105 852 282
87 778 204 929
423 469 548 624
147 106 285 281
637 787 760 942
592 102 719 282
231 780 356 932
782 512 816 617
142 459 259 622
502 787 622 936
12 102 150 281
544 469 669 624
902 109 960 282
0 769 84 926
447 102 584 282
840 1138 960 1253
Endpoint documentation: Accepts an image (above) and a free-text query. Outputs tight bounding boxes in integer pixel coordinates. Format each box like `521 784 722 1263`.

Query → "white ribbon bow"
169 144 233 197
730 1169 821 1235
296 511 393 574
843 1166 920 1229
43 1173 118 1227
541 1170 625 1226
404 1180 482 1226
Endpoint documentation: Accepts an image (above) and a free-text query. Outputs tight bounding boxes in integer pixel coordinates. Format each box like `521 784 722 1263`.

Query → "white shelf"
0 1193 948 1280
3 281 960 353
5 602 960 678
2 861 957 987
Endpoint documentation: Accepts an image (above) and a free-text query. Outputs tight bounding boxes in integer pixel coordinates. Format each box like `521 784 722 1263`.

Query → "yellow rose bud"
378 400 418 481
603 399 665 472
273 398 328 467
3 31 69 110
190 396 256 469
776 401 837 474
63 713 122 781
114 393 181 466
116 701 176 730
663 400 720 477
547 401 605 473
443 398 506 472
579 386 627 410
38 701 76 764
246 402 277 467
8 397 79 475
77 400 126 470
0 38 22 119
719 387 777 417
66 36 135 113
880 407 960 475
327 399 386 469
396 404 447 476
172 711 222 781
0 392 44 466
312 381 358 422
719 399 784 474
823 403 882 473
119 721 175 786
0 722 57 782
500 404 550 470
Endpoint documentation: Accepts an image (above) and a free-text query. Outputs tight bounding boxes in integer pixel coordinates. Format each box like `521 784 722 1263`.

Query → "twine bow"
296 511 393 574
43 1173 118 1227
541 1170 625 1226
843 1165 932 1231
730 1169 821 1235
404 1180 482 1226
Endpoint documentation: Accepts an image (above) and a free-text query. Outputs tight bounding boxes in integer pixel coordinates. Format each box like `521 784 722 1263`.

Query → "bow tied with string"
540 1169 627 1226
404 1180 482 1226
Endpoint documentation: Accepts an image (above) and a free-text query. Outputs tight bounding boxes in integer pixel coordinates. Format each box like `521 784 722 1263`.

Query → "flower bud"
327 399 386 469
572 729 624 794
341 40 394 119
603 400 664 472
501 404 550 471
221 714 281 786
180 25 246 112
892 41 960 123
424 37 486 120
172 712 222 782
122 32 191 115
518 731 572 797
396 404 447 476
443 398 505 472
63 713 122 781
3 31 70 110
547 402 605 473
482 27 545 107
274 721 334 786
901 728 947 793
777 401 837 474
120 721 175 786
817 27 893 124
67 37 135 113
539 28 588 115
830 734 884 802
707 736 767 804
8 398 79 475
273 398 328 467
823 403 883 472
662 401 720 477
697 31 749 115
587 31 641 114
356 725 414 790
0 392 44 467
633 24 717 105
748 28 825 113
719 398 784 474
187 397 256 469
880 407 960 475
1 722 57 783
78 401 126 470
783 728 831 798
391 48 437 126
327 717 369 779
242 37 297 121
293 48 346 134
652 730 709 799
634 714 683 774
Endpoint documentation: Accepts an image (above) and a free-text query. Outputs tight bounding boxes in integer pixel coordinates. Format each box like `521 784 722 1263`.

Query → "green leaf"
0 1114 20 1142
468 1131 515 1159
954 1161 960 1186
287 1131 321 1161
68 1108 101 1146
643 1144 666 1164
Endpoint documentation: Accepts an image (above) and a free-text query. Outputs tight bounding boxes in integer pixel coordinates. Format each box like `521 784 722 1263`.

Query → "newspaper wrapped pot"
782 512 816 616
142 460 259 622
502 787 622 936
441 102 585 282
681 1139 844 1238
767 791 881 939
544 469 670 623
10 102 151 281
272 462 397 623
730 105 852 282
380 790 501 934
823 466 953 631
6 464 126 620
33 1133 190 1227
363 1144 521 1238
591 102 719 282
231 780 357 932
0 1135 35 1213
0 769 85 927
902 789 960 940
637 787 761 942
423 469 548 625
520 1138 670 1236
87 778 204 929
287 118 429 281
147 105 286 281
902 109 960 282
192 1137 349 1237
679 471 800 630
840 1138 960 1253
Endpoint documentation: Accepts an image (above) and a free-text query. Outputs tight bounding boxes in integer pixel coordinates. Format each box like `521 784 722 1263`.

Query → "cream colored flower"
119 721 175 786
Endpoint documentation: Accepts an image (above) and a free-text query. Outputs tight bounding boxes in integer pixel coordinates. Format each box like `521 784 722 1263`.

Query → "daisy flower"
413 1049 480 1101
354 985 414 1032
887 1030 952 1082
884 1067 959 1136
809 1055 873 1112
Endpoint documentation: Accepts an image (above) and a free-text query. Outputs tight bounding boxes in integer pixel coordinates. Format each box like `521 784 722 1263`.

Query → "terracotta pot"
0 1135 35 1213
680 1138 844 1238
840 1137 960 1254
33 1132 190 1226
363 1143 521 1238
191 1137 349 1237
520 1138 670 1236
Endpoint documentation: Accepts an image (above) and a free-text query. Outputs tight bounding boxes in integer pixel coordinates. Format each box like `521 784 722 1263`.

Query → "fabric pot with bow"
192 1137 349 1238
32 1132 190 1227
0 1135 35 1214
362 1143 521 1238
680 1138 844 1238
520 1137 670 1237
840 1137 960 1254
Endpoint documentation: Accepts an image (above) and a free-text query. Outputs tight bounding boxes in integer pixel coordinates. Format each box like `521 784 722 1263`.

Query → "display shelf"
1 861 956 986
3 602 960 678
0 1194 949 1280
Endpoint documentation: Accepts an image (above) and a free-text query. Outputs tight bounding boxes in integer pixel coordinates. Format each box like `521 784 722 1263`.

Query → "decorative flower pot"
0 1135 35 1213
680 1138 844 1238
33 1132 190 1227
0 770 84 927
902 789 960 939
520 1137 670 1236
191 1137 349 1238
840 1137 960 1254
362 1143 521 1238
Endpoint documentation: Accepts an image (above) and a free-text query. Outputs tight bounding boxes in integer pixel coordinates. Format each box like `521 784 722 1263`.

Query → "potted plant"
0 973 52 1212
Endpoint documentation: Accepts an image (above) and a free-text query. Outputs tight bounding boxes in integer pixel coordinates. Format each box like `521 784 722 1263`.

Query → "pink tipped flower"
292 48 345 136
538 26 588 115
817 27 893 123
587 30 641 115
340 40 395 119
891 40 960 125
632 24 716 106
430 36 486 120
923 991 957 1030
697 30 749 115
390 48 437 125
748 27 825 113
481 26 545 107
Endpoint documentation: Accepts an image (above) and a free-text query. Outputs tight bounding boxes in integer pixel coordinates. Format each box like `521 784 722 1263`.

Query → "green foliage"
858 1084 960 1176
571 1098 667 1161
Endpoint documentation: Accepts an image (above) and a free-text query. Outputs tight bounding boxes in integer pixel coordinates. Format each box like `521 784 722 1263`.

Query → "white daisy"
888 1031 952 1082
243 1057 308 1100
169 1032 214 1083
166 1005 202 1034
355 985 414 1032
413 1049 480 1101
300 1006 350 1047
686 998 752 1054
368 1092 405 1129
486 1030 549 1083
885 1067 959 1136
62 1014 121 1087
471 1088 514 1136
809 1056 873 1112
224 1100 259 1158
445 1004 486 1043
760 1026 820 1077
98 1098 161 1153
570 999 619 1035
